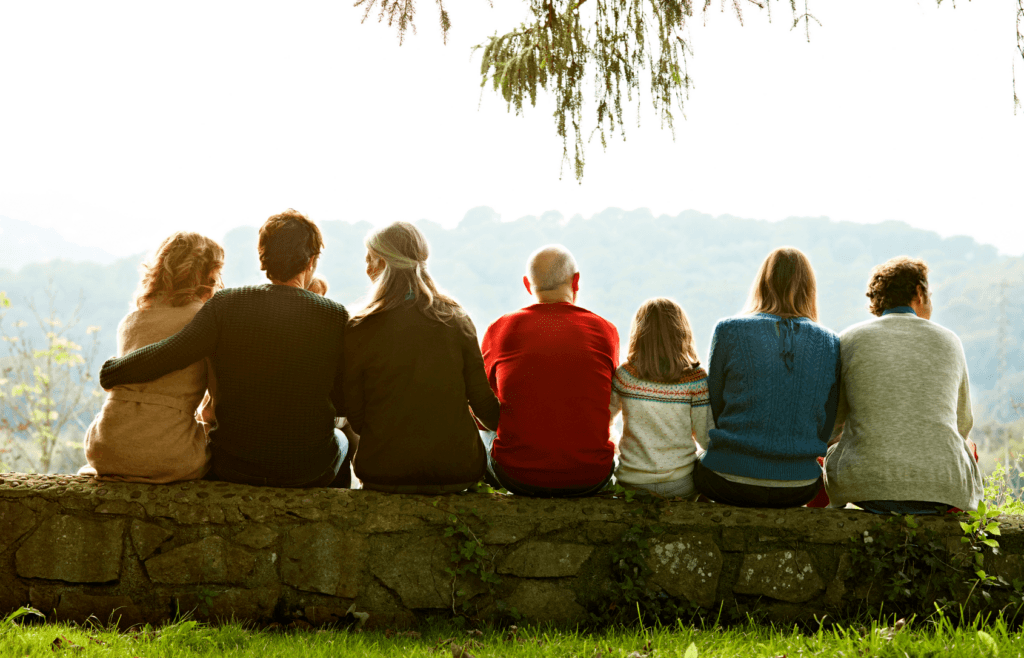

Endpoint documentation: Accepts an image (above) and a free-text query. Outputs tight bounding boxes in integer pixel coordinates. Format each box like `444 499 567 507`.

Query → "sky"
1 0 1022 258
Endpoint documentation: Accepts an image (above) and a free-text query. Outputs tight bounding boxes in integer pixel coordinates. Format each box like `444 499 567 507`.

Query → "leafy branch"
0 284 102 474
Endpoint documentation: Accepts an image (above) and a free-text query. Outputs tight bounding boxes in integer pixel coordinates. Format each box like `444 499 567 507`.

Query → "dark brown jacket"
344 302 500 487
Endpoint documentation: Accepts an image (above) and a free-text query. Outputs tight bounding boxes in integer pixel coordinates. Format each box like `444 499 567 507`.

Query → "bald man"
480 244 619 497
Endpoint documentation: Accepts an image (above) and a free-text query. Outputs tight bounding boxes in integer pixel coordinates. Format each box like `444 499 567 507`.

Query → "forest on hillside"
1 209 1022 473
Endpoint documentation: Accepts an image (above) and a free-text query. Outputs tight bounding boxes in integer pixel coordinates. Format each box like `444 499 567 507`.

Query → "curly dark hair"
258 209 324 283
866 256 929 316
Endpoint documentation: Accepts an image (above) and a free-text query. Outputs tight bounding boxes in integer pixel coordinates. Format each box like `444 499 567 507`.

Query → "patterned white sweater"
610 364 711 484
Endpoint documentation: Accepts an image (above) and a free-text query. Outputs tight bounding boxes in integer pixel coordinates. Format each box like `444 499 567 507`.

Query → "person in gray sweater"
823 256 982 514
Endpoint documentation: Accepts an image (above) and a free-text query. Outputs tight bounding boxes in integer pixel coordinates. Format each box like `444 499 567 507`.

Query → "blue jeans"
479 430 613 498
856 500 950 515
212 428 350 488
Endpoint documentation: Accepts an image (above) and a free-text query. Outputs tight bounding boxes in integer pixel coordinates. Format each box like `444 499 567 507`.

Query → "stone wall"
2 473 1024 628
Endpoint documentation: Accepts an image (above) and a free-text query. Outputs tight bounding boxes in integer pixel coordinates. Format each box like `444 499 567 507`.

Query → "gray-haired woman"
344 221 500 494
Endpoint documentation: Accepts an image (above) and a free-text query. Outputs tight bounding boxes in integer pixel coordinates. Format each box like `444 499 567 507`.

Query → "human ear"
523 276 532 295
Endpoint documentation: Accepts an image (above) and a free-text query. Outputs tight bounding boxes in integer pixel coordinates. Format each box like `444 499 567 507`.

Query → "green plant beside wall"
848 502 1022 620
590 486 706 627
431 499 511 624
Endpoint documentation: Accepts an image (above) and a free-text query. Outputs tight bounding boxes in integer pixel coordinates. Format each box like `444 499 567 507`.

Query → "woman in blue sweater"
694 247 840 508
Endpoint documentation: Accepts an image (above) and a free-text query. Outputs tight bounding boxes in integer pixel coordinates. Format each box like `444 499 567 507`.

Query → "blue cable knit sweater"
701 313 841 481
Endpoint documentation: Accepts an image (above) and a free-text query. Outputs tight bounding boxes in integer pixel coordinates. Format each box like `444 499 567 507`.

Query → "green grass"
4 612 1024 658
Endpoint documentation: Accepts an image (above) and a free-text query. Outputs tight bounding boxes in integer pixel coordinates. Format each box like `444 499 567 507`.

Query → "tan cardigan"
80 300 211 483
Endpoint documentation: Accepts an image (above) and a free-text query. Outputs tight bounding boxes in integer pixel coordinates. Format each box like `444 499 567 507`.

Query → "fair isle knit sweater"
701 313 841 481
610 365 711 485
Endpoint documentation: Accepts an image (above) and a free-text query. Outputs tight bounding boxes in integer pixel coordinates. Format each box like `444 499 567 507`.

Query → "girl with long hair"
81 232 224 482
694 247 841 508
344 222 500 493
610 298 710 500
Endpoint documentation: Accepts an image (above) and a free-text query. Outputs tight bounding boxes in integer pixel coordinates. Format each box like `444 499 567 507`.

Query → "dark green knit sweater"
99 285 348 484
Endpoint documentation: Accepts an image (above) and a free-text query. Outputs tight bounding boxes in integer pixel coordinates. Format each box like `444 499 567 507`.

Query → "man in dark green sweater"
100 210 351 488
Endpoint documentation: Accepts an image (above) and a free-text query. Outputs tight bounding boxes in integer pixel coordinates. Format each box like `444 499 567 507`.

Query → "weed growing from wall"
588 486 709 627
431 497 516 625
848 503 1024 620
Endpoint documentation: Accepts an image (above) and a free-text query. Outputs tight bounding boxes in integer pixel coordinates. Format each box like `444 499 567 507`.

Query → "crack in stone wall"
2 473 1023 628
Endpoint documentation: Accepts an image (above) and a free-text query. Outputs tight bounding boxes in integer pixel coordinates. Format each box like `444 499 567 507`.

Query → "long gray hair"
349 221 464 326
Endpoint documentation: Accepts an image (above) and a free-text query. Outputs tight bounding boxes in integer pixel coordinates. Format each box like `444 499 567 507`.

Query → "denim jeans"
856 500 950 515
210 428 350 488
479 430 613 498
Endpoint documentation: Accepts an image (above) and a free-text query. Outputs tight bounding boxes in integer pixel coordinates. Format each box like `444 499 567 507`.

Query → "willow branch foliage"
1016 0 1024 113
360 0 1024 179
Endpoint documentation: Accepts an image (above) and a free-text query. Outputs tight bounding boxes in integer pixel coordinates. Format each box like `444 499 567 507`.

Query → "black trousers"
692 460 822 508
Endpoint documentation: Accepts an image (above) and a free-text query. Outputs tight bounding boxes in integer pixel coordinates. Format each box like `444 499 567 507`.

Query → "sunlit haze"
1 0 1022 258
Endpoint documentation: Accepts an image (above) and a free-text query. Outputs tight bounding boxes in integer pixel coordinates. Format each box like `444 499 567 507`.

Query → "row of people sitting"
85 210 982 514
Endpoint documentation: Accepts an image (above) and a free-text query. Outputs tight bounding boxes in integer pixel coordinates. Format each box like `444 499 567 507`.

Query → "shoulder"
920 318 966 354
483 307 528 338
614 365 709 402
572 305 619 338
839 316 879 341
712 314 758 333
802 319 840 345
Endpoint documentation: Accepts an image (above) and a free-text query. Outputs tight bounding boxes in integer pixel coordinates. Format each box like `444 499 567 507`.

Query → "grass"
4 611 1024 658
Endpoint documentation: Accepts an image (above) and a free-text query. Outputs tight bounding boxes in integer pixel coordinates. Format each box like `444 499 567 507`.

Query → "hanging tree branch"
361 0 1024 180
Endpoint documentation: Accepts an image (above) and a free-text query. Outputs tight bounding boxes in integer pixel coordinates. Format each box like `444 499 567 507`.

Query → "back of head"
350 221 463 325
526 244 578 292
134 232 225 310
307 276 329 296
866 256 929 317
258 209 324 283
745 247 818 321
626 297 700 382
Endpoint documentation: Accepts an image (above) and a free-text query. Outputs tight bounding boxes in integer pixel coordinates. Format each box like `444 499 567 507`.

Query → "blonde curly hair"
134 232 225 310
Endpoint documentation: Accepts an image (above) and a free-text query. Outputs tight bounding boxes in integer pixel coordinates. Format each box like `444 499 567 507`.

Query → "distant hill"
2 209 1022 423
0 216 118 269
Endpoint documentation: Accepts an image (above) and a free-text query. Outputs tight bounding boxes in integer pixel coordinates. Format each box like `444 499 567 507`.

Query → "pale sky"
1 0 1022 257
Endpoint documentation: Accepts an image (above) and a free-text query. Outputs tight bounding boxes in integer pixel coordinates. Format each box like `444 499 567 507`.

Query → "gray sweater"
823 313 982 511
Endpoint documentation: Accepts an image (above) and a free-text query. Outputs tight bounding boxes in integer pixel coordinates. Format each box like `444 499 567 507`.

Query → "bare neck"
534 288 574 304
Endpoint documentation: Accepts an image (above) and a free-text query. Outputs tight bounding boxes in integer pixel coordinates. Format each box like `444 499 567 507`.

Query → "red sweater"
481 302 619 487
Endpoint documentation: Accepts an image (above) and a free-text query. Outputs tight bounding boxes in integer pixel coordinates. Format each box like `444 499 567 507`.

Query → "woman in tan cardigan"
80 232 224 483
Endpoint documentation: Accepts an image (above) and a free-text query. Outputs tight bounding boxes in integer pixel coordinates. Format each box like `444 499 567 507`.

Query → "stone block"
370 536 454 609
585 522 628 544
497 542 594 578
55 593 145 628
824 554 851 608
647 533 722 608
0 578 28 614
16 515 125 583
29 585 59 614
233 525 279 549
721 527 746 552
131 520 173 560
177 587 280 622
734 550 825 603
0 500 36 553
145 536 255 585
95 500 146 518
482 522 534 545
281 524 364 598
987 553 1024 584
506 580 585 622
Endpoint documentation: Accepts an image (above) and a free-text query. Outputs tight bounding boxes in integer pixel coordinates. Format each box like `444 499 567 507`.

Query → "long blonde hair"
743 247 819 321
349 222 464 326
625 298 700 382
134 232 225 310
